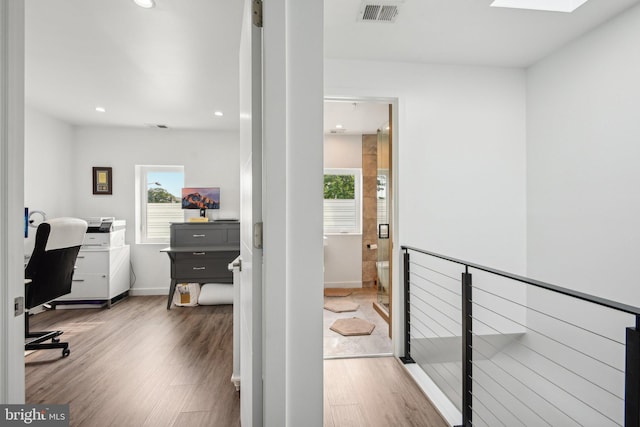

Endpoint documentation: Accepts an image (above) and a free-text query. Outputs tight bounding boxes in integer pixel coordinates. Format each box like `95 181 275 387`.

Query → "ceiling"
25 0 639 131
325 0 639 67
25 0 243 130
324 100 390 135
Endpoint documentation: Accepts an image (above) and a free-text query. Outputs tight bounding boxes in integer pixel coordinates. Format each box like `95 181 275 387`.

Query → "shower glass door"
376 112 391 317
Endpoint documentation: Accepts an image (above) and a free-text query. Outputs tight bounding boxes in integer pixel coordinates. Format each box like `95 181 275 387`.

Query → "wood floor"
26 295 448 427
26 296 239 427
324 357 449 427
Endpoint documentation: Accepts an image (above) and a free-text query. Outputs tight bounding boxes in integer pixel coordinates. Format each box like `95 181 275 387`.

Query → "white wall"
526 3 640 305
442 6 640 425
72 127 240 294
324 133 361 168
262 0 324 424
323 133 362 288
326 59 528 273
519 8 640 425
24 106 75 254
326 59 528 355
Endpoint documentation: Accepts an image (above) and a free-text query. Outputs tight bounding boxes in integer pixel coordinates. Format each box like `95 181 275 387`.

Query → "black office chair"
25 217 87 358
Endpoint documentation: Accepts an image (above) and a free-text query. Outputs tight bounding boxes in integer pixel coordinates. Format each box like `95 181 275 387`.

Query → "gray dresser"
162 221 240 309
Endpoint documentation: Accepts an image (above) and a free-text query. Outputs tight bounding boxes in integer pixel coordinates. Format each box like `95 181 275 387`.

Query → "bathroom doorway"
323 98 394 358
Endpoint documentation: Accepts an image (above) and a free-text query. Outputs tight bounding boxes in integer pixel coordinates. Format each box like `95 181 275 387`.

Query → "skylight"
490 0 589 13
133 0 155 9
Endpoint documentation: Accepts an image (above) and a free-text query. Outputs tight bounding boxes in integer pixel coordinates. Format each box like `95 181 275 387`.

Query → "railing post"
625 315 640 427
461 267 473 427
400 248 414 364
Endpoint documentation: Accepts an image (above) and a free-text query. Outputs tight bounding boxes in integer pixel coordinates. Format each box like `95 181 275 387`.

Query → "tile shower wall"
362 134 378 288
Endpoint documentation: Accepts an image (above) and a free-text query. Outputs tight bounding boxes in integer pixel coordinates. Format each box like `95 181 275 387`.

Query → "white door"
239 0 263 424
0 0 26 403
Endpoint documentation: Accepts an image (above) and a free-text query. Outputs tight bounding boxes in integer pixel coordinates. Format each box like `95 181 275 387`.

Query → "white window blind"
136 165 184 244
323 168 361 234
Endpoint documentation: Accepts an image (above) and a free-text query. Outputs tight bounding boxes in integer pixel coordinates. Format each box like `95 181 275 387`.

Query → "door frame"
0 0 26 404
238 0 263 424
323 95 400 354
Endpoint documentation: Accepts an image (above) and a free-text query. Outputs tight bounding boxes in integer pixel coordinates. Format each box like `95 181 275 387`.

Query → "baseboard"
403 363 462 427
323 281 362 289
129 287 168 296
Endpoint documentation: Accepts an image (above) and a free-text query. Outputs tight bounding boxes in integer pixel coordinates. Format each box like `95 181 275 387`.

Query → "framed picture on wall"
92 167 112 195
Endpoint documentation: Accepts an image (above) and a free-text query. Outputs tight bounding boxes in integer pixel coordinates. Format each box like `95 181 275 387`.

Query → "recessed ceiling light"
335 124 343 129
490 0 588 13
133 0 155 9
214 111 224 117
95 106 106 113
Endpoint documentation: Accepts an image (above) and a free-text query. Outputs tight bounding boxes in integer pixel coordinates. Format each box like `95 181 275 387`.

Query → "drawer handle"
192 267 206 270
193 252 206 255
193 234 206 238
72 279 85 282
77 256 85 259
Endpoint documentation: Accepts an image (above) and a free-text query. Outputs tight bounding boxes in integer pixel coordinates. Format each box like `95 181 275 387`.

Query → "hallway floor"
24 295 445 426
324 357 449 427
323 288 392 358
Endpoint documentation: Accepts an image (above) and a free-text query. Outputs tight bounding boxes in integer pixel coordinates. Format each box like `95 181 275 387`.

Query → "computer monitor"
181 187 220 217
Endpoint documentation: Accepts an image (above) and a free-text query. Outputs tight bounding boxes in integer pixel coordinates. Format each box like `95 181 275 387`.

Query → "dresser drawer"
227 228 240 244
173 227 226 247
58 273 109 300
75 251 109 274
172 251 236 280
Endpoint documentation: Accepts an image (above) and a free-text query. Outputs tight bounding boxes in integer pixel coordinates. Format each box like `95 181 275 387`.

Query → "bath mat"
324 300 359 313
330 317 375 336
324 288 353 297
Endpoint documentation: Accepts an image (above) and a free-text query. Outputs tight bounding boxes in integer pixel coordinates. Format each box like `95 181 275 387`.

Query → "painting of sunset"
181 187 220 209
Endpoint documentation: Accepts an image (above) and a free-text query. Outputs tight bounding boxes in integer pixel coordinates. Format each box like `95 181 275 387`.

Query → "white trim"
324 96 401 357
262 0 288 423
0 0 25 403
135 165 184 244
263 0 324 424
129 287 168 296
323 280 362 289
404 362 463 426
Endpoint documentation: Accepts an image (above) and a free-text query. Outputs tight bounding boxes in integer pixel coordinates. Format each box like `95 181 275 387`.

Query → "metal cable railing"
401 245 640 427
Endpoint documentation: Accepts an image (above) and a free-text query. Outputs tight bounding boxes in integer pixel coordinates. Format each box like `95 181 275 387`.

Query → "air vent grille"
362 5 381 20
378 5 398 21
359 3 400 23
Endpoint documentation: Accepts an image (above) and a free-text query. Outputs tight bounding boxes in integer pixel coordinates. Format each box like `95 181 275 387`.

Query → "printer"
82 217 126 248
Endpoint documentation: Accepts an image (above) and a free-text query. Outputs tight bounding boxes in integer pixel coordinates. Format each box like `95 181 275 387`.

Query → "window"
323 168 362 234
136 165 184 243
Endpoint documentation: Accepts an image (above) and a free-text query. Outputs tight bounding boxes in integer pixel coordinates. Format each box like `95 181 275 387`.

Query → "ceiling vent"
358 2 402 23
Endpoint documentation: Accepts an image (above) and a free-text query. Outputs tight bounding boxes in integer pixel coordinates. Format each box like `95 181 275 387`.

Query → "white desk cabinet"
56 245 130 307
